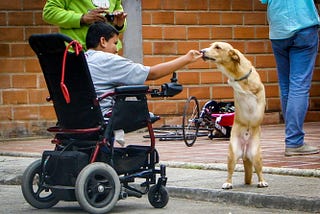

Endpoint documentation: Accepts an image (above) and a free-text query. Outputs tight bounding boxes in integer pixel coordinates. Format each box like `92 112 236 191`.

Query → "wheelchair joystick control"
162 72 183 97
151 72 183 97
170 72 178 83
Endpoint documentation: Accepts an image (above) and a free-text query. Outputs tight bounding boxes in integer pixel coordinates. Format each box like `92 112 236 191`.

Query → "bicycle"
182 96 234 147
145 97 235 147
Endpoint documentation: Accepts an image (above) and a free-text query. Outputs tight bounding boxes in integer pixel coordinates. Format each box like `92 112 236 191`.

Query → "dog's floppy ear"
228 49 240 64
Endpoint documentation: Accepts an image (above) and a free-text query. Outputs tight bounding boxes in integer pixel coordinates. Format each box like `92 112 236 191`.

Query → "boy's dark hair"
86 22 119 49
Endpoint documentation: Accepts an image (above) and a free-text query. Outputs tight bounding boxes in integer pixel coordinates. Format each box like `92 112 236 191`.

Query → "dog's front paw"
257 181 268 188
222 182 233 189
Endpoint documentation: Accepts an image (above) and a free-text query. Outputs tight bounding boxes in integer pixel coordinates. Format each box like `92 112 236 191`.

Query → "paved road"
0 185 309 214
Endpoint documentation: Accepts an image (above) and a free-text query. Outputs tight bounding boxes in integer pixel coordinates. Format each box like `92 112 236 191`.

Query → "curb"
0 151 41 158
167 187 320 213
161 161 320 178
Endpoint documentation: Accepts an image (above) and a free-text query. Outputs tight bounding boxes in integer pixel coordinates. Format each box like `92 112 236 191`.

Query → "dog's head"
200 42 240 65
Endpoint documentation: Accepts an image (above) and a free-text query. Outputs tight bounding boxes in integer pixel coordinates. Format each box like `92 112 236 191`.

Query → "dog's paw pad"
222 183 233 189
257 181 268 188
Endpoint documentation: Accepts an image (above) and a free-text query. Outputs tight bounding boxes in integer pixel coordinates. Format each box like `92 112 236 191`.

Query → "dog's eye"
215 45 221 50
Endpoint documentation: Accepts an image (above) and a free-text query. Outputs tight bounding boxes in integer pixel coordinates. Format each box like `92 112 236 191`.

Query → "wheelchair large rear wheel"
21 159 59 209
182 96 200 147
75 162 120 214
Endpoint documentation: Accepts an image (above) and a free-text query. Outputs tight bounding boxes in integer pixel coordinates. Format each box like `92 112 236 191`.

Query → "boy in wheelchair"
85 22 203 145
22 23 203 213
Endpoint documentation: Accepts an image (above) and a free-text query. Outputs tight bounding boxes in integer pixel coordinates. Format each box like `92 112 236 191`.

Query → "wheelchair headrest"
29 33 73 55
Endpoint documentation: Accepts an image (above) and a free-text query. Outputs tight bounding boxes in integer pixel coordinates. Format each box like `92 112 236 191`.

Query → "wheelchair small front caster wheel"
148 185 169 208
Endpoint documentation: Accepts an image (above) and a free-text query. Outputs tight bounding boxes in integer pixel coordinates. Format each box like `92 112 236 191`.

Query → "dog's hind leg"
222 135 241 189
252 146 268 188
222 146 236 189
246 127 268 188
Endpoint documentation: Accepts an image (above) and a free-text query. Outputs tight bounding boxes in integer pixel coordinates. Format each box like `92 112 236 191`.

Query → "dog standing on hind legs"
201 42 269 189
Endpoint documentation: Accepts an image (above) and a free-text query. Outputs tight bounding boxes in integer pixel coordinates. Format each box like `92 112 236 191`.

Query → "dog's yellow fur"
202 42 268 189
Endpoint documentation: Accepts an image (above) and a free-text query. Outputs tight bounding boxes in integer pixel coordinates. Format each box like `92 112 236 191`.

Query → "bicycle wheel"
143 125 184 141
182 96 200 147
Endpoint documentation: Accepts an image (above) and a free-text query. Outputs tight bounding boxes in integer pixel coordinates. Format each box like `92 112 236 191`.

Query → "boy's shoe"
285 144 319 156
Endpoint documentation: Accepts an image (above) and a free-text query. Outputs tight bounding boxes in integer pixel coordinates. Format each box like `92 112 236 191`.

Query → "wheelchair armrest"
115 85 149 94
98 85 149 101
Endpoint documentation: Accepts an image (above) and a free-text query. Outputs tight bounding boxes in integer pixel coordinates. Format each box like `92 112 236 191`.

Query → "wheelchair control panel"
150 72 183 97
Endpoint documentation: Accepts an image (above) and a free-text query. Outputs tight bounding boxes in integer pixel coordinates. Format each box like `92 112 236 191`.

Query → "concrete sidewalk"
0 155 319 212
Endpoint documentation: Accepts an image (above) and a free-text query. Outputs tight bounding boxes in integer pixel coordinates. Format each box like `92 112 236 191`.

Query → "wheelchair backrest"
29 34 105 129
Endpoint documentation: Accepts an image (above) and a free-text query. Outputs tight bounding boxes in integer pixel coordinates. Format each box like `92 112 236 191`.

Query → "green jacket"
43 0 126 50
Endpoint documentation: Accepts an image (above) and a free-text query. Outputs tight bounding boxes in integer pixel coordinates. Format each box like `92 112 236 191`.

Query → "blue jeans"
271 25 319 148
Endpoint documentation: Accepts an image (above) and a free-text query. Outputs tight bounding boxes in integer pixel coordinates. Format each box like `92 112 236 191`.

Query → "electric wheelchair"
21 33 182 214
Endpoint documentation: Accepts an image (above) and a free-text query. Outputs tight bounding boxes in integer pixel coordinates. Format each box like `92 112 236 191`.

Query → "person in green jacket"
43 0 127 50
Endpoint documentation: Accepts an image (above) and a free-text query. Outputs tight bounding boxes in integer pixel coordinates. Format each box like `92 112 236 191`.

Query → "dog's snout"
200 49 209 61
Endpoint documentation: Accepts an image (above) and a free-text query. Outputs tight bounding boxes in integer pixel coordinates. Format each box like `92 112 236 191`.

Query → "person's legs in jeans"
271 38 290 125
271 26 319 152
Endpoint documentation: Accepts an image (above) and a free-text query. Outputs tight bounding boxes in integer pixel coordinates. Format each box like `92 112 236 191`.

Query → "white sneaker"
285 144 319 156
114 129 125 147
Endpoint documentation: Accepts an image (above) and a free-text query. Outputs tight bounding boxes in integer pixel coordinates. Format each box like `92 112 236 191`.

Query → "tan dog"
201 42 268 189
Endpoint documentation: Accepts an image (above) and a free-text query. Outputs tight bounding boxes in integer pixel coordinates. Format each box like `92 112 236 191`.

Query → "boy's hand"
187 50 203 62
